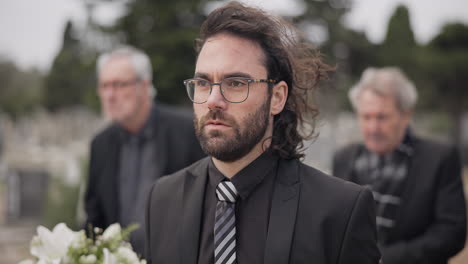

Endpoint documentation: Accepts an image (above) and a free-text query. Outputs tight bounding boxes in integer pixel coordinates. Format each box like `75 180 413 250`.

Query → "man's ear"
139 79 152 95
270 81 288 115
402 109 413 125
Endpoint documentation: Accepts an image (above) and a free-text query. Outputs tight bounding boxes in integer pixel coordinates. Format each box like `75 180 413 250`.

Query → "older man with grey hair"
84 45 205 256
333 67 466 264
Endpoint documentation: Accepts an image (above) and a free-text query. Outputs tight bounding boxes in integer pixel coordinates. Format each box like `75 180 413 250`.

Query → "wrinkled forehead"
99 57 137 80
356 89 400 113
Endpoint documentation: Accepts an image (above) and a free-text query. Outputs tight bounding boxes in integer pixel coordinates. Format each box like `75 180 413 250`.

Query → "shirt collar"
363 127 415 161
396 128 414 156
118 104 157 142
208 151 278 200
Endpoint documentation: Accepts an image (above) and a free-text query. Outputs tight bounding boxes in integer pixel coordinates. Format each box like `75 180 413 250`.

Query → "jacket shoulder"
155 103 193 123
334 143 362 160
150 157 209 195
154 103 198 139
412 135 456 156
299 162 366 197
92 123 119 143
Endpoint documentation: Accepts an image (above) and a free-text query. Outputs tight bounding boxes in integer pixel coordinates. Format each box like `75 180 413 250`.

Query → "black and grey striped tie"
214 181 238 264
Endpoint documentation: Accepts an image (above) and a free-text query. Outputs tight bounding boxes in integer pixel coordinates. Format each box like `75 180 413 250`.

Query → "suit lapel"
341 145 361 181
393 138 424 234
152 106 169 178
264 159 300 264
180 158 209 264
104 128 122 223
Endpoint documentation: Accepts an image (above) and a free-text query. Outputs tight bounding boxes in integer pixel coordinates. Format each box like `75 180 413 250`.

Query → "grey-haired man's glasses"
184 77 277 104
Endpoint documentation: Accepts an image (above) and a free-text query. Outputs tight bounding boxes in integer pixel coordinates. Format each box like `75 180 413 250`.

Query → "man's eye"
377 114 388 121
225 79 247 87
195 80 209 87
114 81 125 88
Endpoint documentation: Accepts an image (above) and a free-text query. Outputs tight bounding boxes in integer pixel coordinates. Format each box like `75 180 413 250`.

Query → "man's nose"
366 119 380 133
206 85 227 110
102 87 116 98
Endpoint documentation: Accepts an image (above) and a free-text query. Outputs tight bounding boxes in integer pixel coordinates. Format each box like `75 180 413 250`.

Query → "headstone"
6 169 49 223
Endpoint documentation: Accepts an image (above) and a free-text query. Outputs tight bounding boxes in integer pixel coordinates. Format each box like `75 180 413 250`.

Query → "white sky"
0 0 467 72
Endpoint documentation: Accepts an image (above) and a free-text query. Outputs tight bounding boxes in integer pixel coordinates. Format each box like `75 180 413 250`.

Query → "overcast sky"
1 0 467 72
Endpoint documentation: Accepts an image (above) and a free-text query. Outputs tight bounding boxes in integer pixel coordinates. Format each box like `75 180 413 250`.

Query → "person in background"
145 2 381 263
333 67 466 264
84 46 205 256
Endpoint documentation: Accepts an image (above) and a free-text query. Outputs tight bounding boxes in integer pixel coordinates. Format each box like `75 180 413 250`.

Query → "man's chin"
204 129 234 139
366 144 389 155
103 113 120 123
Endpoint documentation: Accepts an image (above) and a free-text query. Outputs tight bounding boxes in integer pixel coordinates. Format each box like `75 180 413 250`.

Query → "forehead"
100 57 136 80
195 33 267 78
357 90 399 114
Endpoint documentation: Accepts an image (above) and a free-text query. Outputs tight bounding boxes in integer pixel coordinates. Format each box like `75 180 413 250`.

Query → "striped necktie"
214 181 238 264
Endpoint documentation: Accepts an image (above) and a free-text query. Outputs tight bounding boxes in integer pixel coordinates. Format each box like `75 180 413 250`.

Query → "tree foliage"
0 58 43 117
109 0 209 105
419 23 468 144
43 21 98 111
379 5 418 73
384 5 416 47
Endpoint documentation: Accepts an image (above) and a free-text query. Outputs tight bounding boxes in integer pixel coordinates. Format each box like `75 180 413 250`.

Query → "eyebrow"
193 72 253 80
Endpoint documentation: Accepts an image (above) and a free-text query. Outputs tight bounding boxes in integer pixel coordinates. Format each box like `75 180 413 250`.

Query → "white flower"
116 246 141 264
30 223 80 263
69 230 87 249
102 248 118 264
79 254 97 264
24 222 145 264
101 223 122 241
36 259 60 264
17 259 35 264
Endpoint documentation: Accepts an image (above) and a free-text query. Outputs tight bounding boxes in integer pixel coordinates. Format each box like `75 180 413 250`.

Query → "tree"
293 0 356 112
43 21 98 111
378 5 418 74
384 5 416 47
0 58 43 117
419 23 468 145
107 0 210 105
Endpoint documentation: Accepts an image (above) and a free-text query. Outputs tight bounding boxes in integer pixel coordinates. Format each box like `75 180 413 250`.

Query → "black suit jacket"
85 103 205 230
145 156 381 264
333 136 467 264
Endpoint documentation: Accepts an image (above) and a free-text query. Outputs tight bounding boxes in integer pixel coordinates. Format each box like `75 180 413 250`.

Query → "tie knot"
216 181 238 203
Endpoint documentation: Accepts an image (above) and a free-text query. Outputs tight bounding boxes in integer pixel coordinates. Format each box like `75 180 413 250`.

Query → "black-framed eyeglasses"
98 78 141 91
183 77 277 103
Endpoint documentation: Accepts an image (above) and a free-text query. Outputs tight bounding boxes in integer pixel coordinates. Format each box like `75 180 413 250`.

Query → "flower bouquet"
19 223 146 264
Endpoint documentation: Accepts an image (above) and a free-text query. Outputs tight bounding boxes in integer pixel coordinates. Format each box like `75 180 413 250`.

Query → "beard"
194 98 271 162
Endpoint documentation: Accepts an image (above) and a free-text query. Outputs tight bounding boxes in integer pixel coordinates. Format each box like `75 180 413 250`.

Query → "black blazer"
85 103 205 230
145 157 381 264
333 136 467 264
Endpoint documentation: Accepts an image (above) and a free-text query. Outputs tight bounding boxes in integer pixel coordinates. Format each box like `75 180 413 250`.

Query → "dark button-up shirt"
197 151 279 264
118 105 158 255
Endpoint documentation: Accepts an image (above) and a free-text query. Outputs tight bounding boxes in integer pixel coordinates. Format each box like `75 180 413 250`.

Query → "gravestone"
6 169 49 223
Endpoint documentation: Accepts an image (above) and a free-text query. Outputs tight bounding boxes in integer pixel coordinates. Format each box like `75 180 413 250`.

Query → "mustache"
199 109 237 128
367 133 386 140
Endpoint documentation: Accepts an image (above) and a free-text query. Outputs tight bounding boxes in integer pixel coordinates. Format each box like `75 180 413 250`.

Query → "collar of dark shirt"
397 127 414 156
208 151 278 200
363 127 415 164
118 104 157 143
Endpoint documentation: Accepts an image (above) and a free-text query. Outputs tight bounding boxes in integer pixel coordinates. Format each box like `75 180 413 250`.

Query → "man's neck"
122 102 152 134
212 139 270 179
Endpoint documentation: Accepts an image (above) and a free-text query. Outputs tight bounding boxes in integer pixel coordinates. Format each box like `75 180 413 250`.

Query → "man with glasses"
145 2 380 264
84 46 204 256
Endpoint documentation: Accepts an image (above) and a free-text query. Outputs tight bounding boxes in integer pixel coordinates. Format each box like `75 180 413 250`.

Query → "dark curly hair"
196 1 332 160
